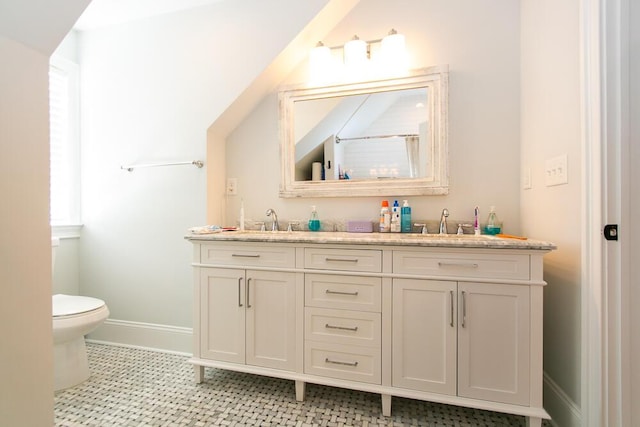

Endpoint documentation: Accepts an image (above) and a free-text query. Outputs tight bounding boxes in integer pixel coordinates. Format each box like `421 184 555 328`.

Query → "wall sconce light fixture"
309 29 408 85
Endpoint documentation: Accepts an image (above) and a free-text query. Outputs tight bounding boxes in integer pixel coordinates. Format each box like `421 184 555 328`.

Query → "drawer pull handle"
232 254 261 258
325 289 359 296
325 257 359 263
438 261 479 269
325 323 359 332
325 358 358 367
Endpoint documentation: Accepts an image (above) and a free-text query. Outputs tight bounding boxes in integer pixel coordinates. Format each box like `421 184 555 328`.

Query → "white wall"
520 1 582 426
76 0 331 346
0 1 88 423
225 0 523 235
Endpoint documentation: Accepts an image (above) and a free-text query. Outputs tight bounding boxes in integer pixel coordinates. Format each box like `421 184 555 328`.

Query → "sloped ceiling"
0 0 91 54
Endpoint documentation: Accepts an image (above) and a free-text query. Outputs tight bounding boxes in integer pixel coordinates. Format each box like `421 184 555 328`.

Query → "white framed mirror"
279 65 449 198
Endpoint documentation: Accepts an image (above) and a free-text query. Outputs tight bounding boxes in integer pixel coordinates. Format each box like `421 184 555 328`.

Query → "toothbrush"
474 206 481 236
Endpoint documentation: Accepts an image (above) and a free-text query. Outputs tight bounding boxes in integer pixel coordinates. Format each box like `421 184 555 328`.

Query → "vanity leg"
525 416 542 427
194 365 204 384
381 394 392 417
295 380 306 401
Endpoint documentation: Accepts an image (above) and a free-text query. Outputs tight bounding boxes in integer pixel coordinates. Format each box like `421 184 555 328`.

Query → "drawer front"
305 274 382 312
393 251 530 280
304 248 382 272
305 307 381 348
200 244 295 268
304 341 381 384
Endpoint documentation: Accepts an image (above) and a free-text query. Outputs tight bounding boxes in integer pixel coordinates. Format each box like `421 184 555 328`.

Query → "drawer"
304 248 382 273
305 274 381 312
200 244 295 268
304 341 381 384
305 307 381 348
393 251 530 280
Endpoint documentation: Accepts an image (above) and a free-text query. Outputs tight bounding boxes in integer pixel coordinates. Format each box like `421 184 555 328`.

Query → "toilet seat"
53 294 106 317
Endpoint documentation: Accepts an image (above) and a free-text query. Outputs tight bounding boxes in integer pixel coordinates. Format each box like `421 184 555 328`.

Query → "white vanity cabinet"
192 243 298 382
392 278 530 405
188 234 553 427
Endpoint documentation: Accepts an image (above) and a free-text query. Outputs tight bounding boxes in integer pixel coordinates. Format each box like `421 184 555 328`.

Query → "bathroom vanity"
186 231 555 426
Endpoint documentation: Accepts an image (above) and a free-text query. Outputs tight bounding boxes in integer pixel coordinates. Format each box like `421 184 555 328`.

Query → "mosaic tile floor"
54 343 552 426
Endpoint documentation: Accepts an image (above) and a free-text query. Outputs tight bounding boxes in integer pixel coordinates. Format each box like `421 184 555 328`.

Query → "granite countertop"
186 230 557 251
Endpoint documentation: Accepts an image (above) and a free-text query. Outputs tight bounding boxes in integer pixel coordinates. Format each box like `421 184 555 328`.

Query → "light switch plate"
523 167 532 190
226 178 238 195
545 155 568 187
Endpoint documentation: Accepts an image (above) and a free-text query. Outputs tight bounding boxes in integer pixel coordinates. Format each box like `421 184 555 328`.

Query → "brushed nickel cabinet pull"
238 277 243 307
246 278 252 308
438 261 479 268
325 289 359 296
232 253 261 258
325 323 359 332
450 290 454 327
461 291 467 328
325 257 359 263
325 358 358 367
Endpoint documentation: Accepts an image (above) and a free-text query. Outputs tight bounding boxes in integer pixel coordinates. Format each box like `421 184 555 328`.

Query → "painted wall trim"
87 318 193 355
543 371 582 427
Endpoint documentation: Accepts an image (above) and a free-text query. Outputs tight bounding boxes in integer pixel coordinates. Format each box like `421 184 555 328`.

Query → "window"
49 56 80 226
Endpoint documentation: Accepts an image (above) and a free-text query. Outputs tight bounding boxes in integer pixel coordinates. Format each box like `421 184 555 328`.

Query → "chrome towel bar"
120 160 204 172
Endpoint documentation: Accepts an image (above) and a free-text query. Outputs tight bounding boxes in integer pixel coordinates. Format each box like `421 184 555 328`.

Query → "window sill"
52 224 83 239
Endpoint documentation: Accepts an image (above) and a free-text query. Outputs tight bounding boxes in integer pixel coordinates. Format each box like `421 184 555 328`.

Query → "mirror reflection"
279 66 449 198
294 88 429 181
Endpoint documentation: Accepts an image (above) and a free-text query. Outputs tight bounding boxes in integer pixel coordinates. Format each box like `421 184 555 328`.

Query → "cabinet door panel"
200 268 245 363
245 270 296 371
392 278 457 395
458 282 530 405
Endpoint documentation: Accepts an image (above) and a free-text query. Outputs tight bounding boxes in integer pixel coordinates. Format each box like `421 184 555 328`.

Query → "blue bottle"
401 200 412 233
308 205 321 231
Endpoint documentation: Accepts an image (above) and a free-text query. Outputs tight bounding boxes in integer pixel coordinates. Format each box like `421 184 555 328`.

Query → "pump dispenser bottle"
309 206 320 231
401 200 412 233
484 206 501 235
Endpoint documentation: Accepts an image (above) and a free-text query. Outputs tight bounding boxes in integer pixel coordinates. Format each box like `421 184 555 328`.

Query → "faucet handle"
255 221 266 232
414 223 428 234
287 221 300 232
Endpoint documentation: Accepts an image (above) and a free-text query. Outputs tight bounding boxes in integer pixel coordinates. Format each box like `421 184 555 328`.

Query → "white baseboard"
87 318 192 356
543 371 582 427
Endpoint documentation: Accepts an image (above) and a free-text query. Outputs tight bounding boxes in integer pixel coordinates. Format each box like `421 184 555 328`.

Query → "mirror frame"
279 65 449 198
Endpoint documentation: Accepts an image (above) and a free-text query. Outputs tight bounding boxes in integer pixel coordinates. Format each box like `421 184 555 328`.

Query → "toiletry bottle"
390 200 401 232
309 206 321 231
484 206 502 235
401 200 412 233
239 199 245 231
379 200 390 232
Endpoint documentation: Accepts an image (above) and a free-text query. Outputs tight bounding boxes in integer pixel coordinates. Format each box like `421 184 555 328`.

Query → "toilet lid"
53 294 105 317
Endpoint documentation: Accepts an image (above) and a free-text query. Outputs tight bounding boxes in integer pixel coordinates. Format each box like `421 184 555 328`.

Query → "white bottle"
239 199 245 231
379 200 391 232
390 200 401 232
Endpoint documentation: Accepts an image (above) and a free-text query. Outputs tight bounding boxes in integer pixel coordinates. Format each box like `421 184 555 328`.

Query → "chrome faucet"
266 208 279 231
439 208 449 234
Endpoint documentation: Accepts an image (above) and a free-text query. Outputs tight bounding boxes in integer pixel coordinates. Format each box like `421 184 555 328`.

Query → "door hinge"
604 224 618 241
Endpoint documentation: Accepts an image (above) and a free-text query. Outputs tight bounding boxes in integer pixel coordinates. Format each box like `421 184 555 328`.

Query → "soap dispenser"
484 206 502 235
308 206 321 231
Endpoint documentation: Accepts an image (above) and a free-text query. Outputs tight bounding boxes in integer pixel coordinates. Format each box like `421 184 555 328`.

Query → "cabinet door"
245 270 296 371
200 268 245 363
458 282 530 405
392 278 457 395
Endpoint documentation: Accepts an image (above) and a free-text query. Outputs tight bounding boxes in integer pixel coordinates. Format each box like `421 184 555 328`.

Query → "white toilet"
52 237 109 391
